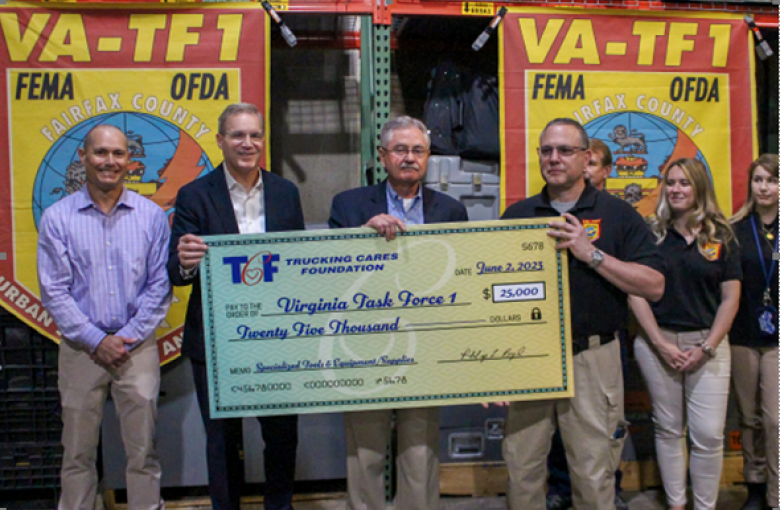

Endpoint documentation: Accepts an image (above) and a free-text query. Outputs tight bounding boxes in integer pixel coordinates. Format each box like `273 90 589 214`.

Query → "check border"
202 223 570 412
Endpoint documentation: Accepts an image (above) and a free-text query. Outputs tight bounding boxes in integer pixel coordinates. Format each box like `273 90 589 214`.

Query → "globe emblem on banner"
584 112 710 215
32 112 215 229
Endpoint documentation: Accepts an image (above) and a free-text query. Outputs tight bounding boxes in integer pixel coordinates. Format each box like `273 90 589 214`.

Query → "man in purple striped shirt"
38 125 172 510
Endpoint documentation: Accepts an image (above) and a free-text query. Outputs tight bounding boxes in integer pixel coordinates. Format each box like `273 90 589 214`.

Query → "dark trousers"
192 359 298 510
547 428 571 495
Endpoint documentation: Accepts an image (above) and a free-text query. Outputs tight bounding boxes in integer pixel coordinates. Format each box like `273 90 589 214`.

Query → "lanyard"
751 214 778 299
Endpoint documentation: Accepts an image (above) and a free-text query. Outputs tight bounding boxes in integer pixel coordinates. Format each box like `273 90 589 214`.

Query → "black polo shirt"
729 213 778 347
650 228 742 331
502 184 664 339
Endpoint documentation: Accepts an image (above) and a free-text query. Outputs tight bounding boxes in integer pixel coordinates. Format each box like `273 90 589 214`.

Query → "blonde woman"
629 158 742 510
729 154 779 510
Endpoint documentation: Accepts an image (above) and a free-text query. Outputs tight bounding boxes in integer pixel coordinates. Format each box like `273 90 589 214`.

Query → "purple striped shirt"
37 186 172 352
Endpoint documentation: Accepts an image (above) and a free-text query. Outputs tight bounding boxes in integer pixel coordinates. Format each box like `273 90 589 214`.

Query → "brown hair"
731 153 779 223
218 103 264 136
589 139 612 167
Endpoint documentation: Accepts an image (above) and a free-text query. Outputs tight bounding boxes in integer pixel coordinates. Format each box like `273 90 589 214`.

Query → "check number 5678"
492 282 546 303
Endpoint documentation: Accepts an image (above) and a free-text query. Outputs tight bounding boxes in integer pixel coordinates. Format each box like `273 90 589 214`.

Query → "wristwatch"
700 342 716 359
588 249 605 270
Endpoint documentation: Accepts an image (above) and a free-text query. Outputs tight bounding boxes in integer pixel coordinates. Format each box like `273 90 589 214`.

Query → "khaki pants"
634 330 731 510
503 337 625 510
344 407 439 510
731 345 779 507
58 337 162 510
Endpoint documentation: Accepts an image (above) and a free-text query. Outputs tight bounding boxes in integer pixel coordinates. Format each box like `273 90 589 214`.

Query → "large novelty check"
201 219 572 418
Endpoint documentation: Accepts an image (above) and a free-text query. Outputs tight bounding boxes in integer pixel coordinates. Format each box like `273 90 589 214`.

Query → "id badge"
757 305 778 339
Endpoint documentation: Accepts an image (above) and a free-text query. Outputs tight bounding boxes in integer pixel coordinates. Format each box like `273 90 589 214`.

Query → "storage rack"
0 307 62 497
252 0 778 185
21 0 774 186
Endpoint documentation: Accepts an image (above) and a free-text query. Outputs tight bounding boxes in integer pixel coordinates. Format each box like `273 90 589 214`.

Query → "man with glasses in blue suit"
329 116 468 510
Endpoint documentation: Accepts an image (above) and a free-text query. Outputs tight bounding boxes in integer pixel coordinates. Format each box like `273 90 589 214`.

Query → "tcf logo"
223 252 279 285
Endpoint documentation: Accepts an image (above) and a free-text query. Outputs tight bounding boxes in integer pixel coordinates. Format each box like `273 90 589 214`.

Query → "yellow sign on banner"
461 2 494 16
524 70 732 216
0 4 271 364
9 68 240 360
269 0 289 10
498 9 757 216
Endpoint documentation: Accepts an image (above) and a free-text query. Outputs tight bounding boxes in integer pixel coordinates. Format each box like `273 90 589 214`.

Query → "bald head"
78 124 131 196
83 125 127 152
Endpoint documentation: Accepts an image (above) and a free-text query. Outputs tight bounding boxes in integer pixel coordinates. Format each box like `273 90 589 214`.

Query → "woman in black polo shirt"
729 154 778 510
629 158 742 510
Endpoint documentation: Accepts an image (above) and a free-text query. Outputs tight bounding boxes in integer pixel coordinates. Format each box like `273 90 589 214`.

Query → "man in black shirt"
501 118 665 510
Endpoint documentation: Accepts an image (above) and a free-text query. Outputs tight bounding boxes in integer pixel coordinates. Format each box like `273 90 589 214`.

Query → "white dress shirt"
225 168 266 234
180 169 267 279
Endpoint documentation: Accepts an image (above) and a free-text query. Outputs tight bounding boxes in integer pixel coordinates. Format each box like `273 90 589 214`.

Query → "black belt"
571 333 617 356
104 329 119 335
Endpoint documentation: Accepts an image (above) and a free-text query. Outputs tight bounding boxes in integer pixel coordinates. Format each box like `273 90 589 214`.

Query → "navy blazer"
167 165 305 362
328 180 468 228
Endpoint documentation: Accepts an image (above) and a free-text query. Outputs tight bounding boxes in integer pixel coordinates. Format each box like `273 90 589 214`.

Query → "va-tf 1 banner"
499 8 757 216
0 2 270 363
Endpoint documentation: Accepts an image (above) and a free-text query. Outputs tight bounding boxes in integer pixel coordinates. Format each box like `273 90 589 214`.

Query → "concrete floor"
287 490 752 510
1 487 758 509
230 488 751 510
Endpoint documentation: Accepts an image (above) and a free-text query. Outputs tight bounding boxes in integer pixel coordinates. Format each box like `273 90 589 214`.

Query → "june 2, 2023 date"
476 260 544 275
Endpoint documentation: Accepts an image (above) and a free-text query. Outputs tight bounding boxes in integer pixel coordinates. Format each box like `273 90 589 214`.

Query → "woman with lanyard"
629 158 742 510
729 154 779 510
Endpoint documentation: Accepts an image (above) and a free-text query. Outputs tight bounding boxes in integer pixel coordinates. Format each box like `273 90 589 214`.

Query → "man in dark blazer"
328 116 467 510
329 180 468 232
168 103 304 510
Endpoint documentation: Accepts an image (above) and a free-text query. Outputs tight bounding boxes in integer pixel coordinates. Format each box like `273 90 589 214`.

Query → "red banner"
500 8 757 216
0 2 270 363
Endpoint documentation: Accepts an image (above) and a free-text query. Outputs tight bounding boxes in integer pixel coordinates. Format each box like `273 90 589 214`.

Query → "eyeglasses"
225 131 264 142
538 145 587 158
381 146 430 158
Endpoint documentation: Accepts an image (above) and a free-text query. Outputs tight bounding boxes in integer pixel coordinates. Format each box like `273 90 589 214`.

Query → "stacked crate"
0 307 62 492
424 156 501 222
